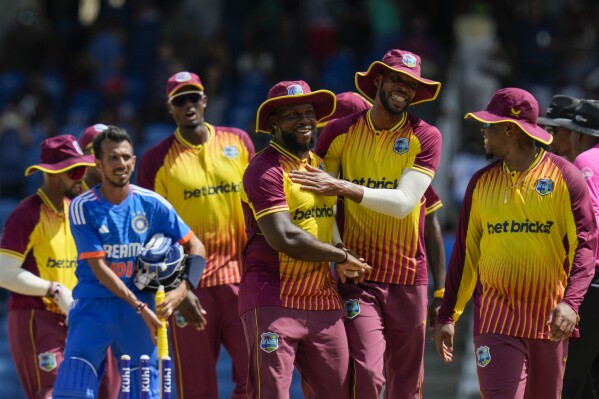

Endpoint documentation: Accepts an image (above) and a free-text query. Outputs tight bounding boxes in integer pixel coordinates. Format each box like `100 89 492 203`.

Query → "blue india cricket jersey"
69 184 192 298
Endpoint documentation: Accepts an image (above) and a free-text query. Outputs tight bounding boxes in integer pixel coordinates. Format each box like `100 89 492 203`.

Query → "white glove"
47 282 74 316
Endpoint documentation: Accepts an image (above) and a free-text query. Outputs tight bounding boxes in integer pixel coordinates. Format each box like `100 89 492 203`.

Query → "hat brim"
25 155 96 176
558 119 599 137
167 83 204 99
256 90 336 134
465 111 553 145
355 61 441 106
537 116 560 127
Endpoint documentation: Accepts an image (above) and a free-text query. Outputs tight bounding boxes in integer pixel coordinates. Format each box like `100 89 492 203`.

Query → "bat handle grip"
155 285 168 358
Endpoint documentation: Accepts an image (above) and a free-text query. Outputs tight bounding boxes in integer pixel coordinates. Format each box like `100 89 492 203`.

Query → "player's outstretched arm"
434 323 455 363
0 253 73 315
424 212 446 333
88 257 161 344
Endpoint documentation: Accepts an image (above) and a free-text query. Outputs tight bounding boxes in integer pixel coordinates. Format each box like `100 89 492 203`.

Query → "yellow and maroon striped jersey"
0 189 78 314
316 110 442 286
239 141 342 313
137 125 255 288
438 150 597 339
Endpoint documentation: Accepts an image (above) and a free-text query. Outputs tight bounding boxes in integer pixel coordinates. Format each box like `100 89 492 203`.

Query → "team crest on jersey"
174 311 188 328
535 178 554 196
38 352 57 372
393 137 409 154
223 146 239 159
260 332 279 353
476 346 491 367
581 166 594 180
344 299 361 319
402 53 417 68
132 214 149 234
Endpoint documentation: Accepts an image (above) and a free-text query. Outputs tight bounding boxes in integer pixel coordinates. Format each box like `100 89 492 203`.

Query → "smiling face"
95 139 136 188
270 103 317 156
167 87 208 129
375 71 418 115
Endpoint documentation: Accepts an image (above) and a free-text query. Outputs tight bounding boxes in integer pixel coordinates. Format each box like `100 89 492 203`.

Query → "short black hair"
92 125 133 159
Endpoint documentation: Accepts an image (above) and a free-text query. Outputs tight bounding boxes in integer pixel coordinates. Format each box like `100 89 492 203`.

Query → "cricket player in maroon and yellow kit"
138 71 255 398
435 88 597 398
290 49 442 399
0 135 119 399
240 81 371 398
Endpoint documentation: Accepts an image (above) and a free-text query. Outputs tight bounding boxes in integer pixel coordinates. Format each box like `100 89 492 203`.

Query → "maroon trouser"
474 333 568 398
240 306 350 399
338 281 427 399
8 309 119 399
170 284 248 399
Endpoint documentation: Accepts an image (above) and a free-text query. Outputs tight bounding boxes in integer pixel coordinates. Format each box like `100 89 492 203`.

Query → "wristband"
338 249 348 264
434 288 445 299
136 302 147 314
182 255 207 289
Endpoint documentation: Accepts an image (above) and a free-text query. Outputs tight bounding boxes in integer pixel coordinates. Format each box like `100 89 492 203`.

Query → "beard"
378 84 408 115
280 128 315 153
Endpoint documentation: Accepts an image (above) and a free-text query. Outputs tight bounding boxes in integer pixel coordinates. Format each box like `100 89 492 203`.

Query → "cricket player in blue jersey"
53 126 207 398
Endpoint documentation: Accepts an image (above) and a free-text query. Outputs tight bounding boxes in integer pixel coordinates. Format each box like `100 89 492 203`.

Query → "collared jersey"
316 110 442 286
438 150 597 339
138 125 254 288
573 142 599 267
0 189 77 314
69 184 193 298
239 141 341 314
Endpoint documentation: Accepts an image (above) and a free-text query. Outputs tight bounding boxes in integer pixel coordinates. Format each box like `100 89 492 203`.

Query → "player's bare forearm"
289 164 364 203
424 213 446 291
88 257 143 308
184 234 206 257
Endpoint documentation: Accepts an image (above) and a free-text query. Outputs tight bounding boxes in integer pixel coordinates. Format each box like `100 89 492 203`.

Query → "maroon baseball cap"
166 71 204 99
79 123 109 151
317 92 372 128
355 49 441 105
464 88 552 144
256 80 336 134
25 134 95 176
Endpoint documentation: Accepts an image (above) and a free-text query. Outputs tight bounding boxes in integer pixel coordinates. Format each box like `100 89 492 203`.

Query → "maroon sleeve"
243 151 287 216
411 115 442 174
424 185 441 211
555 155 598 312
0 196 41 256
437 165 491 324
137 135 175 190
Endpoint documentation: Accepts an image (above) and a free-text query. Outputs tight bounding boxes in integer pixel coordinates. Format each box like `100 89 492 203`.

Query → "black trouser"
563 273 599 399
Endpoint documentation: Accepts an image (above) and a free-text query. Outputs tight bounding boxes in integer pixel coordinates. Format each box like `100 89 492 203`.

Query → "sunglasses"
170 93 202 107
67 166 87 180
482 122 492 128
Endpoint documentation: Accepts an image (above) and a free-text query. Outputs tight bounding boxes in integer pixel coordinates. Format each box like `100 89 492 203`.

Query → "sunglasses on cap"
67 166 87 180
170 93 203 107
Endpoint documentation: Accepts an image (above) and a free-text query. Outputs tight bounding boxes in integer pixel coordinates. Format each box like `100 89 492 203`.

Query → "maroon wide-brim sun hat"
355 49 442 106
25 134 96 176
317 92 372 128
256 80 336 134
464 87 553 145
